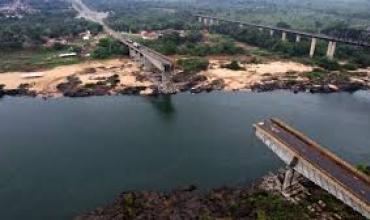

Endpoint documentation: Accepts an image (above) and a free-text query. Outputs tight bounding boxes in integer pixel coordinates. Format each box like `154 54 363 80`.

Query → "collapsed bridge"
254 118 370 218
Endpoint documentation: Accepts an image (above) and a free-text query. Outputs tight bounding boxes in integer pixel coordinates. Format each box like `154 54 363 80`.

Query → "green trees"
91 38 128 59
0 10 102 51
213 22 370 68
276 21 291 29
357 164 370 176
142 31 244 56
177 58 209 73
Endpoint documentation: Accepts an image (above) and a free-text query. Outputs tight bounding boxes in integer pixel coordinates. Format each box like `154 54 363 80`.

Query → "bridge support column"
203 18 208 26
129 48 138 59
309 37 317 58
283 168 296 191
143 58 154 72
326 41 336 60
295 35 301 43
198 17 202 23
160 71 176 94
282 32 287 41
209 18 214 26
270 30 274 36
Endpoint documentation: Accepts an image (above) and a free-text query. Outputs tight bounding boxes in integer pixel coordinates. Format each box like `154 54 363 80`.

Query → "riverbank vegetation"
357 164 370 176
177 58 209 73
211 23 370 70
0 48 82 73
140 31 244 56
91 37 128 59
76 183 365 219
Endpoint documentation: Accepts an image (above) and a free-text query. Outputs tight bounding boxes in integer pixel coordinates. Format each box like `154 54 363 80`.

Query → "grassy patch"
357 164 370 176
305 70 328 80
177 58 209 73
248 191 310 220
0 49 84 73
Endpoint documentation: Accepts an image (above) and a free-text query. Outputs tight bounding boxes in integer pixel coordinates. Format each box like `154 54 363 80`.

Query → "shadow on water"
147 94 176 119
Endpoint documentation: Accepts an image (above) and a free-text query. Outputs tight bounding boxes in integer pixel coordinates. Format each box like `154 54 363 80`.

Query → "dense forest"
0 0 102 50
0 0 369 64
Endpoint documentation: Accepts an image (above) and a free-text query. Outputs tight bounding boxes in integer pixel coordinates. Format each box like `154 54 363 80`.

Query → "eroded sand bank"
3 57 356 97
0 58 153 96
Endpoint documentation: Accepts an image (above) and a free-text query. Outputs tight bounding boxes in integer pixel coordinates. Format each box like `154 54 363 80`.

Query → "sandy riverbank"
202 60 313 91
0 58 154 97
0 58 369 97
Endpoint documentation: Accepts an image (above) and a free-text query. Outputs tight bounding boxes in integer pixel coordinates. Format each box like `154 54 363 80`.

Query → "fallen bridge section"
254 118 370 218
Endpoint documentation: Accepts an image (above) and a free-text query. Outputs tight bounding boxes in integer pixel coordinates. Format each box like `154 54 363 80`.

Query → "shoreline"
0 58 369 99
74 169 365 220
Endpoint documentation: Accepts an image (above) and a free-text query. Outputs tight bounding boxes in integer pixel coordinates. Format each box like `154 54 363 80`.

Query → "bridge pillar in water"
296 35 301 43
282 32 287 41
309 37 317 58
270 30 274 36
326 41 336 60
198 17 202 23
160 71 176 94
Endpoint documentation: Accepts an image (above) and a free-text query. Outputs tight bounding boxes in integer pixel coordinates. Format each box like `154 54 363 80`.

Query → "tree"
91 38 128 59
276 21 291 29
177 58 209 73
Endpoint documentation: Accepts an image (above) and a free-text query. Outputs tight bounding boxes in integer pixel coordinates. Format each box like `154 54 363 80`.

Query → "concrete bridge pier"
160 71 176 94
129 48 140 60
142 57 155 72
296 35 301 43
326 41 336 60
282 168 301 191
282 32 287 41
203 18 208 26
309 37 317 57
270 30 274 36
198 17 202 23
209 18 214 26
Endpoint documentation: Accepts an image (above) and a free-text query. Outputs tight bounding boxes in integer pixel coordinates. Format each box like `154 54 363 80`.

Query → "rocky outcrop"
251 75 369 94
0 83 36 97
117 86 147 95
75 185 260 220
75 172 364 220
57 75 121 97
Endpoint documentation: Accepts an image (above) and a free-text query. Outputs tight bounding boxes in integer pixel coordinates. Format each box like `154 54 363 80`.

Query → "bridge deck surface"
258 119 370 205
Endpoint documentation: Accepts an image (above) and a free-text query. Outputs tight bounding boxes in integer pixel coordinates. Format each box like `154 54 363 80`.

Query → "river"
0 91 369 220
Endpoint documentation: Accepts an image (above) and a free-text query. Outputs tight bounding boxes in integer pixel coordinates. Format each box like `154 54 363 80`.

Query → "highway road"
70 0 173 68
